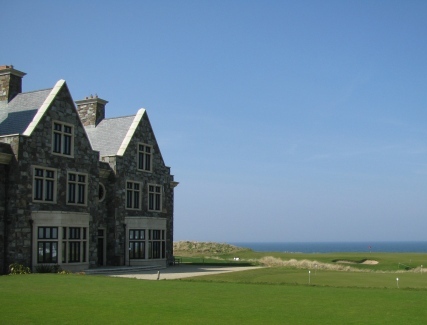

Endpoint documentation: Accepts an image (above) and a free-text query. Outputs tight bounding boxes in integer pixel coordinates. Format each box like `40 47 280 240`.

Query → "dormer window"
138 143 152 172
52 121 74 156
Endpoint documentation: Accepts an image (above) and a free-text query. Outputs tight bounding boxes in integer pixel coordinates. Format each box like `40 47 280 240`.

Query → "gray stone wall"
0 164 7 273
2 85 101 270
110 112 175 263
0 76 176 272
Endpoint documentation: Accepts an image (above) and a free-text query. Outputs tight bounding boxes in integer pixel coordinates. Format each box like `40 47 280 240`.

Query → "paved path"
109 265 262 280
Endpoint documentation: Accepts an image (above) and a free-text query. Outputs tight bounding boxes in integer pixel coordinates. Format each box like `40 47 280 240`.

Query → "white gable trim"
22 80 65 136
117 108 146 156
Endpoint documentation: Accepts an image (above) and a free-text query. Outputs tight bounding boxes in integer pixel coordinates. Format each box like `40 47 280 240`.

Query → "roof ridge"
18 88 53 95
103 114 136 121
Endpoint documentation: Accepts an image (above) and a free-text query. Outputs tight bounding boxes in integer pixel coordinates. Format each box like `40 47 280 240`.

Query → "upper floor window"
126 181 142 210
53 121 74 156
33 167 57 203
148 184 162 211
67 172 87 206
138 143 152 172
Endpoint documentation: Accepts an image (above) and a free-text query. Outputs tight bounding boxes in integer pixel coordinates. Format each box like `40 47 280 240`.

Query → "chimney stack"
0 65 26 102
75 95 108 127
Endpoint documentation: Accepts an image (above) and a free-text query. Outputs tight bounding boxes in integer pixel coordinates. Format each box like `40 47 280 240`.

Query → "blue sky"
2 1 427 242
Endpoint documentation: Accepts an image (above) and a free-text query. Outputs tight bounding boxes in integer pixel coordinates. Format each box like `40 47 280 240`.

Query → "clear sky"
2 1 427 242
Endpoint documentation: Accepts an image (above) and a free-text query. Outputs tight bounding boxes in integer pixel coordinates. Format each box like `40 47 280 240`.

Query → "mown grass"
2 250 427 324
185 266 427 289
1 273 427 324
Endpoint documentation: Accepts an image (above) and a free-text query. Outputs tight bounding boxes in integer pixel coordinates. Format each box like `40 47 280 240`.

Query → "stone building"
0 65 178 274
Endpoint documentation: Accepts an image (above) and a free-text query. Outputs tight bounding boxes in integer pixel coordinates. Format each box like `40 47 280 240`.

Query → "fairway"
1 273 427 324
187 267 427 289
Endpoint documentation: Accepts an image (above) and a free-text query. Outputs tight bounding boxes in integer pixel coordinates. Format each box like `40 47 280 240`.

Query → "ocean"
229 241 427 253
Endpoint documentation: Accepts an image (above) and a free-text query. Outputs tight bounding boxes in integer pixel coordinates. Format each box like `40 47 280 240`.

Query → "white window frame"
32 166 57 203
126 181 142 210
62 226 88 264
37 226 59 263
67 171 88 206
137 143 153 172
52 120 74 157
128 228 166 260
148 184 162 212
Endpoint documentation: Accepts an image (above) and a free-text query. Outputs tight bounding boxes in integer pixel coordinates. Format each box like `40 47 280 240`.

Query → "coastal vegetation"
174 241 426 272
1 242 426 324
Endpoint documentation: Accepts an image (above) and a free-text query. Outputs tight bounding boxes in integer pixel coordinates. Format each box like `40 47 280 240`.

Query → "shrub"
52 264 62 273
9 263 31 275
58 269 72 274
35 264 53 273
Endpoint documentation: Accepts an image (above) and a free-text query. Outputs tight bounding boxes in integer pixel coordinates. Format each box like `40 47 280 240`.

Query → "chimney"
0 65 26 102
75 95 108 127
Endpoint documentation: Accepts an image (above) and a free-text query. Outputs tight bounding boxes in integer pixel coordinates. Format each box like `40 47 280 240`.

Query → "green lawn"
1 271 427 324
186 266 427 289
2 251 427 324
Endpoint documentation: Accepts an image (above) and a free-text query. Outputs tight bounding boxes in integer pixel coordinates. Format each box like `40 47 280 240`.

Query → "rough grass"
173 241 249 255
174 241 427 273
258 256 363 271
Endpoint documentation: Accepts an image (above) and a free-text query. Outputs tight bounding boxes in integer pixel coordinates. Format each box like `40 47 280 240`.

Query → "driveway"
109 265 262 280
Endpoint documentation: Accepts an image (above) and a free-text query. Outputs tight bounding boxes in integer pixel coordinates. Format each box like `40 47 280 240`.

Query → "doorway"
97 229 105 266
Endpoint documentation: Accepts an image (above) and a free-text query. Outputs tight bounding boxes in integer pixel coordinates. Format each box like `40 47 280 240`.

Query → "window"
98 183 106 202
148 229 165 259
37 227 58 263
138 143 152 172
33 167 56 203
148 184 162 211
62 227 87 263
129 229 145 259
52 121 73 156
126 181 141 210
67 172 87 205
128 229 165 260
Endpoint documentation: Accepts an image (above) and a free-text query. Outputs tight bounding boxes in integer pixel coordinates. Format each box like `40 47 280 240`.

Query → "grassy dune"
174 241 427 272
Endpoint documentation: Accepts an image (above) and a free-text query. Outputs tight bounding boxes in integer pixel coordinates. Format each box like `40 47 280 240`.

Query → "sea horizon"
229 241 427 253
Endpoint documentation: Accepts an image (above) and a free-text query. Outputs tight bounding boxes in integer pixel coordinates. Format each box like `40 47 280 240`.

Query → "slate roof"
84 115 136 156
0 89 52 136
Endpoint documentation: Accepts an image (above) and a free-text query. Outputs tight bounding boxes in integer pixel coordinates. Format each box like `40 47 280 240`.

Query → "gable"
85 107 167 169
22 80 66 136
18 80 96 159
119 109 167 168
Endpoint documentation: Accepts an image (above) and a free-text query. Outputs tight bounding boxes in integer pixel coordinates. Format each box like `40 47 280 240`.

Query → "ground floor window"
129 229 165 260
149 229 165 259
36 226 87 265
62 227 87 263
37 227 58 263
129 229 145 259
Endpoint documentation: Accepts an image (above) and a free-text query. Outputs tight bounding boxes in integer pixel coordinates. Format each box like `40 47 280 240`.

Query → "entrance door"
97 229 105 266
